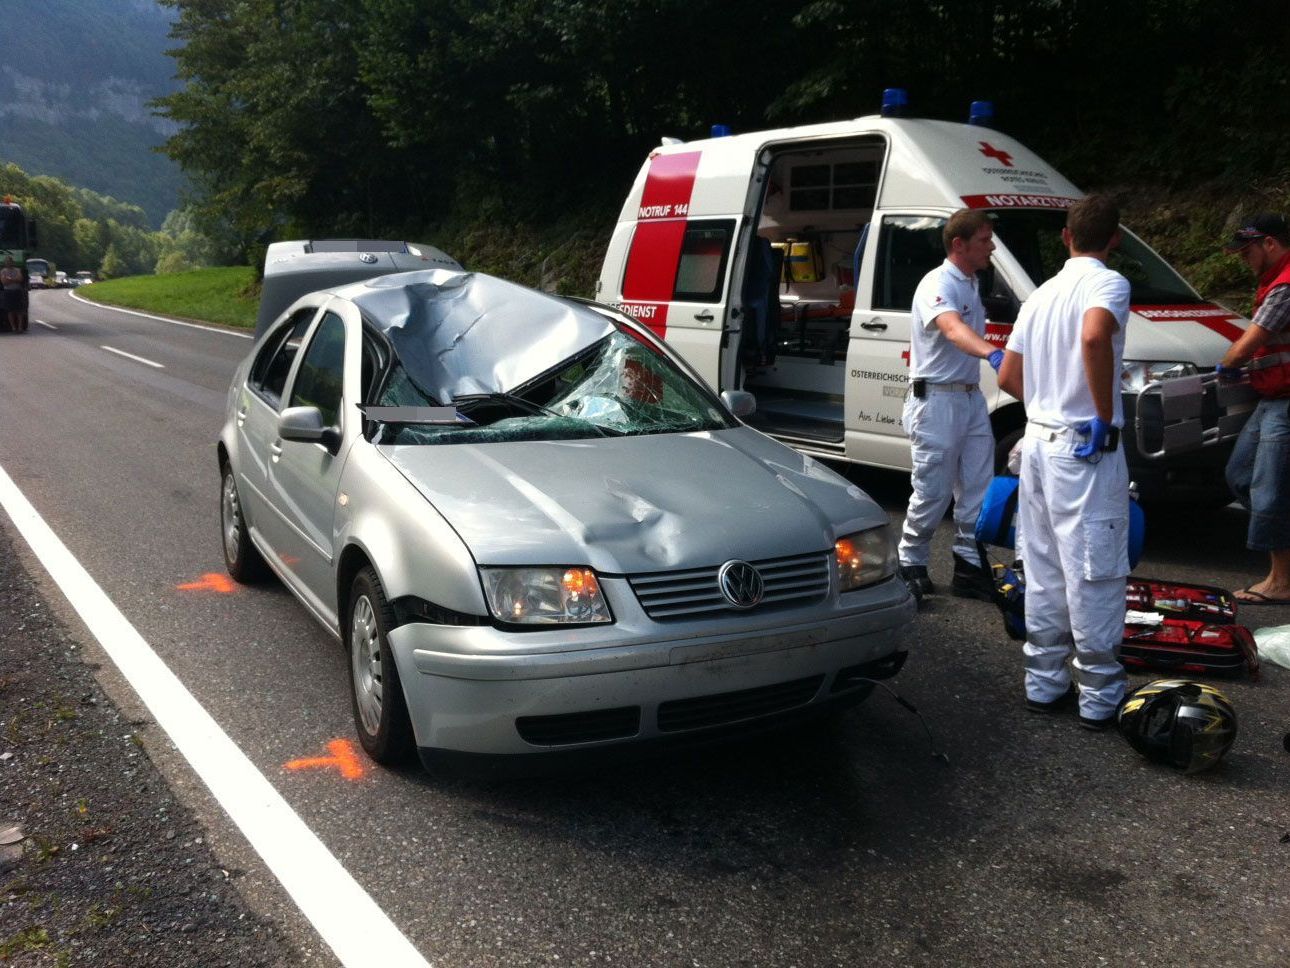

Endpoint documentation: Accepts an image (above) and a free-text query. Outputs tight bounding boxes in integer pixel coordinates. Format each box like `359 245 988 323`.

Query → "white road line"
0 463 431 968
69 289 255 340
100 345 165 369
33 318 56 330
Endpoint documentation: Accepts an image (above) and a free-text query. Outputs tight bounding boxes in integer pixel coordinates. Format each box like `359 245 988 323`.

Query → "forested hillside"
0 0 184 226
155 0 1287 306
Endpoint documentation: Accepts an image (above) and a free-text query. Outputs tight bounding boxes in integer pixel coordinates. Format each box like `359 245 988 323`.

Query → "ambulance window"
789 161 878 212
672 220 735 302
873 215 946 311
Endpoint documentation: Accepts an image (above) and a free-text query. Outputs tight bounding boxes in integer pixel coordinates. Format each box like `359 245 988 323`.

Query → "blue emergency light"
710 124 732 138
881 88 909 117
968 100 995 126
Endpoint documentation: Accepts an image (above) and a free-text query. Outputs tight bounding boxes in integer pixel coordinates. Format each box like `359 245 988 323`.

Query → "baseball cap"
1223 212 1290 252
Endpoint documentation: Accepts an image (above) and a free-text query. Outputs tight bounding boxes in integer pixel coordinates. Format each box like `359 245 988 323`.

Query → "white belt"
1025 420 1078 443
920 381 979 393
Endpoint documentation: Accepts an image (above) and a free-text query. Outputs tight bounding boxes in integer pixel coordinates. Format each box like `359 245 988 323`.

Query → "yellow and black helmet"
1118 680 1237 775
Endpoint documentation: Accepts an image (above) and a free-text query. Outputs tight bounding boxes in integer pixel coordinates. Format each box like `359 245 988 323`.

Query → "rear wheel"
220 461 269 583
347 567 414 764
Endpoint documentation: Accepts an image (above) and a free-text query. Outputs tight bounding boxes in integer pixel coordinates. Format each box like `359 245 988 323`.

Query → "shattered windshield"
989 209 1202 305
374 329 733 445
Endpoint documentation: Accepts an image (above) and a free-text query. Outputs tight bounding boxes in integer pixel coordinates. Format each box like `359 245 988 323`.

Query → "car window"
251 309 316 408
872 215 946 311
360 331 386 403
288 312 346 427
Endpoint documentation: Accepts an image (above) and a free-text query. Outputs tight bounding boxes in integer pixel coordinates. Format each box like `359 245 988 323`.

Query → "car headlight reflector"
835 526 897 592
1120 360 1197 393
480 566 613 625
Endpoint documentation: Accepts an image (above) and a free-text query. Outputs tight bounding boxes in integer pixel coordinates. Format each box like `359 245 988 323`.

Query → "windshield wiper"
452 392 616 437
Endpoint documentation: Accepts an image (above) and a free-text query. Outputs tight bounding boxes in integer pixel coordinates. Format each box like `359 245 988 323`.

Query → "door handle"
270 441 283 461
694 310 715 322
236 406 247 427
859 320 888 332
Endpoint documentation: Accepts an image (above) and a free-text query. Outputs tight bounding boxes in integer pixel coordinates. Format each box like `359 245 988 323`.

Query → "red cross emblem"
978 141 1014 167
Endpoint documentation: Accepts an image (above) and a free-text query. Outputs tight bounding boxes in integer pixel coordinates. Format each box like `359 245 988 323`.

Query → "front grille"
628 551 830 620
515 706 641 746
656 675 824 732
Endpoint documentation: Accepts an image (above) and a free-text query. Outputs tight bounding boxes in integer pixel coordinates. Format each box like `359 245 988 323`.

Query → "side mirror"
721 390 757 418
278 406 341 454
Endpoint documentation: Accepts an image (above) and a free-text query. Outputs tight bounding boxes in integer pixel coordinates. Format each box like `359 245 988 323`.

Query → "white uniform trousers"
1018 428 1130 719
898 388 993 568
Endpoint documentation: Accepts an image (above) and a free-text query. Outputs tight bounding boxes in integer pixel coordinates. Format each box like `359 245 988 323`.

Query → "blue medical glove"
1073 417 1111 460
987 349 1004 372
1215 362 1243 384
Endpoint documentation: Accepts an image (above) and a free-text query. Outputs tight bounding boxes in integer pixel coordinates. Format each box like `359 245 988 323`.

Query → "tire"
347 567 414 764
993 424 1024 475
220 461 269 583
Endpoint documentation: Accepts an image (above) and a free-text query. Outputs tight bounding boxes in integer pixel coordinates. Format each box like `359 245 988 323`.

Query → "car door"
237 306 320 554
269 306 352 622
847 212 948 470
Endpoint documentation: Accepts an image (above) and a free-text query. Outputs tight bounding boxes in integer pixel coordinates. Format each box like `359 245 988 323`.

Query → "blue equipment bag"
975 475 1145 640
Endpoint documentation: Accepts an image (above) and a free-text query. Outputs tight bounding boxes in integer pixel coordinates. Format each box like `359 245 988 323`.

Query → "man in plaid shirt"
1218 213 1290 605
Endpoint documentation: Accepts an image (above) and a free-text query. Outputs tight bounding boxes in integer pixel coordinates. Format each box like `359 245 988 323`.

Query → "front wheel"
347 567 414 764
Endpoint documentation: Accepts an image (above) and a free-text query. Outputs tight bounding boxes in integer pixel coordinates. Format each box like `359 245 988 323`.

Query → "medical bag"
975 477 1259 679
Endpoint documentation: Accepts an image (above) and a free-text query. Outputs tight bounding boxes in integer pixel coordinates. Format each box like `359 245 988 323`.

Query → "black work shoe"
1078 712 1117 731
1026 684 1076 714
950 554 996 602
899 565 935 599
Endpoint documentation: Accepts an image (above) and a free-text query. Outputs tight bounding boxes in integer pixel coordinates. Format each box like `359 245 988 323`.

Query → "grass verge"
81 266 259 330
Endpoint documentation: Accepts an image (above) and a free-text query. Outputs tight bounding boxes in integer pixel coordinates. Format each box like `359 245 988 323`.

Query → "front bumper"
386 575 915 757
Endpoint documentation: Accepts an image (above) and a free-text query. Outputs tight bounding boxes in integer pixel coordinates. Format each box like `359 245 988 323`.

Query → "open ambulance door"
846 212 950 471
616 216 740 389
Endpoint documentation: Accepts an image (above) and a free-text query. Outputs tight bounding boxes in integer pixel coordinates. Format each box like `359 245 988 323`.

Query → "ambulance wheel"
993 426 1024 475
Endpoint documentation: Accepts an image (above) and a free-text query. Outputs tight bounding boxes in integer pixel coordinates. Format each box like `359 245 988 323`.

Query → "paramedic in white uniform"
997 195 1131 729
898 209 1004 600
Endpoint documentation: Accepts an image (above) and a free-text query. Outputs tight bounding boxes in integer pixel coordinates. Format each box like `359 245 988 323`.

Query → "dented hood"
384 427 885 573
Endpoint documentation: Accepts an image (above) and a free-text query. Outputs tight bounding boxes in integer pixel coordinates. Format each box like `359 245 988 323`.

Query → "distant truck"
26 257 50 289
0 196 37 331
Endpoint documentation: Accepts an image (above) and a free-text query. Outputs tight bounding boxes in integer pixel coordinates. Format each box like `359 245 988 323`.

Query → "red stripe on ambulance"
1132 304 1245 343
961 193 1080 210
620 151 702 338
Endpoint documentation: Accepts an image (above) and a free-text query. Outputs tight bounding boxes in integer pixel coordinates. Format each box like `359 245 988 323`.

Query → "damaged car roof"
332 269 616 402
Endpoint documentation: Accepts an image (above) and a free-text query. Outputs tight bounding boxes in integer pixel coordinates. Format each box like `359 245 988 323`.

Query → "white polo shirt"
909 259 986 384
1006 257 1130 427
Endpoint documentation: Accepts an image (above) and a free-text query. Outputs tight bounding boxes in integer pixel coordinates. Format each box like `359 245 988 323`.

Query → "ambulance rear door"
846 209 952 470
608 150 742 388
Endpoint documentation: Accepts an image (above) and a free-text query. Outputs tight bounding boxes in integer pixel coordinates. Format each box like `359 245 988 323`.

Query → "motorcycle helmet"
1117 679 1237 775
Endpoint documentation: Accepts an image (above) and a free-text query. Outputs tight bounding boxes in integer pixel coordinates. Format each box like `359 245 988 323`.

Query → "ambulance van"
597 94 1252 502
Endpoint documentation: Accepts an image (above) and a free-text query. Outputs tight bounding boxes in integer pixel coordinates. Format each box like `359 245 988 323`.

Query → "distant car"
53 271 69 288
75 271 94 286
218 268 913 772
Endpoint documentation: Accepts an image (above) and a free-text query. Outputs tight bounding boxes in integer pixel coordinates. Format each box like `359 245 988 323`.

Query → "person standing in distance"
997 194 1131 729
898 209 1004 601
1217 213 1290 605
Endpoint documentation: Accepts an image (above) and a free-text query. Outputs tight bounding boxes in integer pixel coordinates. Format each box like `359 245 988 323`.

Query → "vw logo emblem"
359 252 379 264
718 560 764 609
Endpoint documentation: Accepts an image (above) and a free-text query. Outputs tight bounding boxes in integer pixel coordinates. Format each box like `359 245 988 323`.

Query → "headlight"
1121 360 1197 393
480 566 613 625
835 526 897 592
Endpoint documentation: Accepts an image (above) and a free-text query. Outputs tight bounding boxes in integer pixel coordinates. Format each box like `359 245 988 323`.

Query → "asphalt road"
2 288 1288 967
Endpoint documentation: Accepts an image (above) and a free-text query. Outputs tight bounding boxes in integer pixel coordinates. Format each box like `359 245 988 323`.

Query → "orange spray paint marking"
177 572 238 594
284 739 365 781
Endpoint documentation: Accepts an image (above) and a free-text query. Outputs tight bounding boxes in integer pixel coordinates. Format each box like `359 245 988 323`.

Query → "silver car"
218 268 915 771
